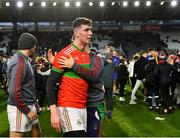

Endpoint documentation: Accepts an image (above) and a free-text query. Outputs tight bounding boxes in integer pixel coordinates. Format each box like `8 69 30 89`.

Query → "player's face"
76 24 93 45
106 48 111 53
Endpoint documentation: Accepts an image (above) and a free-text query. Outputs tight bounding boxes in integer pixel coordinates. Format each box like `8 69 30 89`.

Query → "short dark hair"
72 17 92 30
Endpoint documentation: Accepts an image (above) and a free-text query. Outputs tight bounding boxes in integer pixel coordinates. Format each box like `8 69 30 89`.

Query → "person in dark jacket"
101 52 114 118
167 54 179 106
7 33 41 137
154 52 177 113
173 57 180 107
144 56 159 110
130 51 147 104
117 59 129 102
37 61 51 110
0 57 3 88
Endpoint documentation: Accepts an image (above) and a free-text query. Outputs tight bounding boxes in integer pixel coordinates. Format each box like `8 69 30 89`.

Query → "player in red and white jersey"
46 17 92 136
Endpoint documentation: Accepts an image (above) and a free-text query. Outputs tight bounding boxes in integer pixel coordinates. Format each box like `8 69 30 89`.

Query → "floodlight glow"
29 2 33 7
99 1 105 7
123 1 128 7
111 2 115 6
134 1 140 7
5 2 10 7
53 2 57 6
89 2 93 6
65 1 70 7
146 1 151 7
17 1 23 8
160 1 164 5
41 2 46 7
171 0 177 7
75 1 81 7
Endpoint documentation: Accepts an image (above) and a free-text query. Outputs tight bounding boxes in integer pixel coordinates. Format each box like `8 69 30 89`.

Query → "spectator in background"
129 50 147 104
112 49 120 96
128 55 139 90
1 55 9 93
144 56 159 111
105 46 113 53
36 61 51 111
7 33 41 137
117 59 129 102
0 56 3 88
167 54 178 105
173 56 180 108
154 51 177 113
101 52 114 118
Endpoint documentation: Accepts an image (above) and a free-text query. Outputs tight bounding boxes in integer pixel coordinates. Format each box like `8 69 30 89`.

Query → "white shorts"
57 107 87 133
7 104 40 132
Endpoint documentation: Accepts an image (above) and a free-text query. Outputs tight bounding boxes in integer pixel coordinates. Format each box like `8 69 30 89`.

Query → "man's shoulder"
9 53 21 64
56 44 76 57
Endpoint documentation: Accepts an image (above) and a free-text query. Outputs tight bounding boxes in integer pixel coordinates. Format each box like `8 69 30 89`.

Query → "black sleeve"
170 64 178 72
46 70 62 106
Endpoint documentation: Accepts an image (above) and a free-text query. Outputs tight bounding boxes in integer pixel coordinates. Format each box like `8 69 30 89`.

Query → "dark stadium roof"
0 0 180 22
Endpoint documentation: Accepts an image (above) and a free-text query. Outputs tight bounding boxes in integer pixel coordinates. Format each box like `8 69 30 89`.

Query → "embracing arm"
59 55 104 82
73 56 103 82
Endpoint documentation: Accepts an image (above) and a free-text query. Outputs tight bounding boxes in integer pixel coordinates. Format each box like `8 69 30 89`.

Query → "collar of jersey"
17 50 30 61
72 43 83 52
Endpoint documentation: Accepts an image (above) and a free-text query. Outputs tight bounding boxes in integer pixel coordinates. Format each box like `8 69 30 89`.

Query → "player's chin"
86 39 91 44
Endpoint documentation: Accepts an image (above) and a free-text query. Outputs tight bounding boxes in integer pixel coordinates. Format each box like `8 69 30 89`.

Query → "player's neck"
19 50 31 57
73 40 86 51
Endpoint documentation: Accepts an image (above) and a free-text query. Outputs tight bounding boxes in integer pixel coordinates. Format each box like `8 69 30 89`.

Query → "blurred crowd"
1 45 180 116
